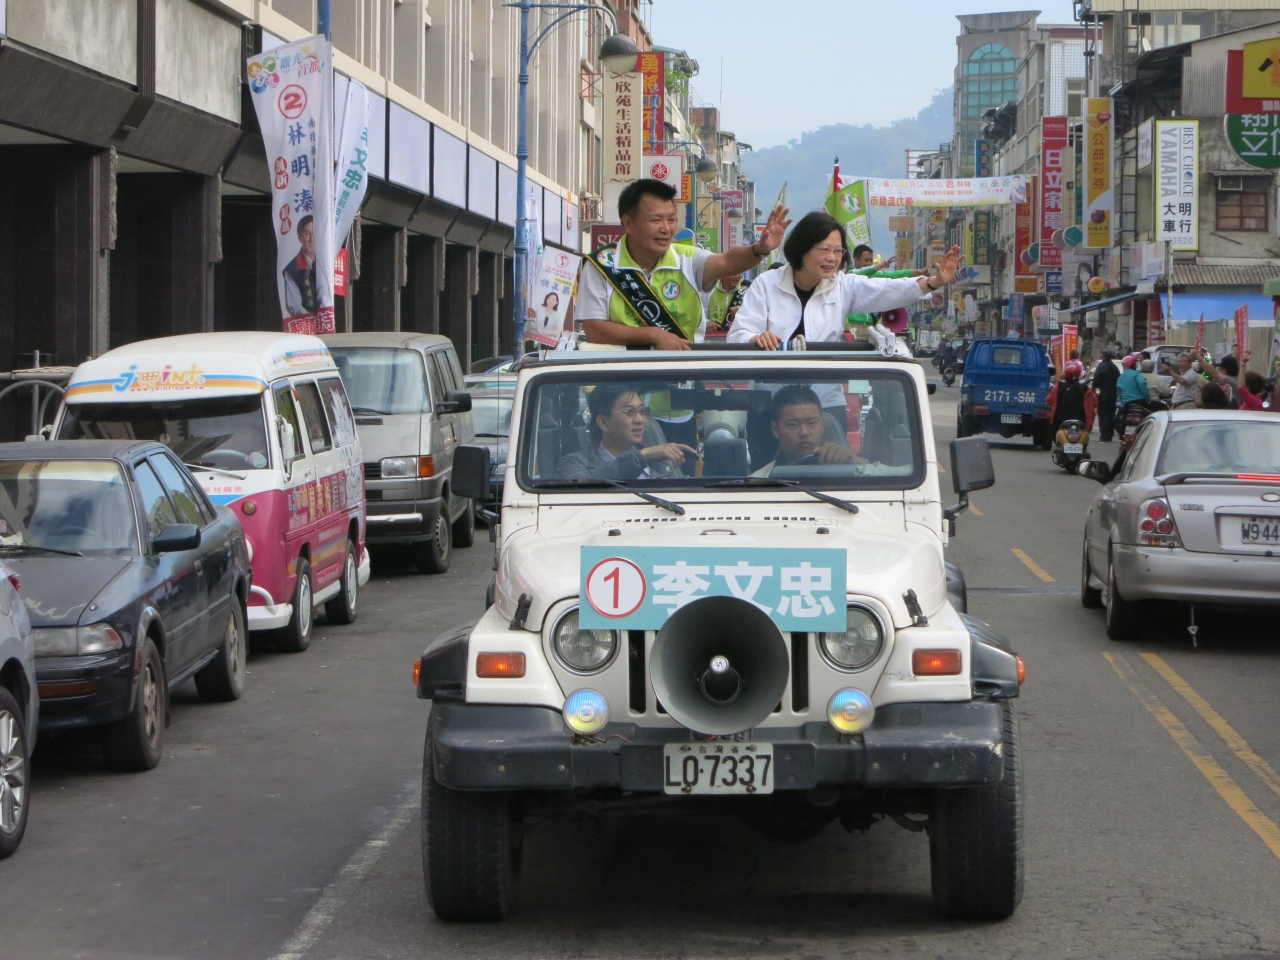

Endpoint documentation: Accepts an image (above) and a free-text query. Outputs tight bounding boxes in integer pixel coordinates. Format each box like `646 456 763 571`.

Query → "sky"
648 0 1080 149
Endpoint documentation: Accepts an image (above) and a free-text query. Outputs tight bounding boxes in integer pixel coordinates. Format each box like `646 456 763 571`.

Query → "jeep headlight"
379 456 417 478
819 606 883 671
33 623 124 657
552 610 617 673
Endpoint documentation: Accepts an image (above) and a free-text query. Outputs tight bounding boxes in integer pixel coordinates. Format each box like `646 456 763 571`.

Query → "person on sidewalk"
1140 359 1172 402
578 179 790 350
1092 348 1121 441
1164 353 1202 409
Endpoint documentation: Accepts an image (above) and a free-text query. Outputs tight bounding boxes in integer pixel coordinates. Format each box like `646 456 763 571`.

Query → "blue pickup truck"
956 337 1054 447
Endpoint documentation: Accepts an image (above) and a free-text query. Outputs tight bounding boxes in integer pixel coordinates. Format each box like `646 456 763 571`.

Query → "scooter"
1051 419 1089 474
941 365 957 387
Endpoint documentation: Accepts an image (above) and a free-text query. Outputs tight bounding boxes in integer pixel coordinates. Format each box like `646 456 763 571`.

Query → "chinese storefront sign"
1014 197 1033 278
642 154 685 192
637 51 665 153
697 199 722 252
247 36 335 334
1226 113 1280 169
1137 118 1154 170
896 235 912 269
579 547 847 632
973 210 992 265
1084 99 1114 249
604 72 642 185
1241 39 1280 99
1156 120 1199 251
861 175 1026 208
1227 49 1280 114
1040 117 1068 267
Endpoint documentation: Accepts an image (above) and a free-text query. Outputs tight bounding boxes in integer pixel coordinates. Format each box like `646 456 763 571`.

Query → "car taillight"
1138 498 1180 547
1067 429 1081 442
973 404 989 415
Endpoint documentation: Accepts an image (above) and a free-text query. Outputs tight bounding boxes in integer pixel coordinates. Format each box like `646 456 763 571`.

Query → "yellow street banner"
1242 38 1280 100
1085 98 1114 248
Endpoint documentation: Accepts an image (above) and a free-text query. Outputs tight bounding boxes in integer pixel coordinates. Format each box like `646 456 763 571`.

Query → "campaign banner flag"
1234 305 1249 359
333 79 371 253
525 249 581 347
247 36 336 335
830 174 872 247
1084 99 1114 249
860 176 1026 208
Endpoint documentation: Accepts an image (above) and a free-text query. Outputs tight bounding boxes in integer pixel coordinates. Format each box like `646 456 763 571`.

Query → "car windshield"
59 395 270 471
329 348 427 415
520 369 923 490
1158 420 1280 475
0 460 138 556
472 394 513 438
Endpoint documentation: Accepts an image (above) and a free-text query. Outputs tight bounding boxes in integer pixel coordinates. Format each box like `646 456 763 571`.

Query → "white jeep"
417 343 1023 922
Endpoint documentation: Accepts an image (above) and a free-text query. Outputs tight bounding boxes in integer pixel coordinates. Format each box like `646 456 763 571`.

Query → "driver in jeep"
555 382 695 480
752 384 860 477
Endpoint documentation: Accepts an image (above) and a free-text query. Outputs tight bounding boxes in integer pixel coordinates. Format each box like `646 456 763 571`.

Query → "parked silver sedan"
1079 410 1280 639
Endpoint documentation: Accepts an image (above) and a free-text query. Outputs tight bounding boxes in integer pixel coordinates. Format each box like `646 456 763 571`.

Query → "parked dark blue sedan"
0 440 252 771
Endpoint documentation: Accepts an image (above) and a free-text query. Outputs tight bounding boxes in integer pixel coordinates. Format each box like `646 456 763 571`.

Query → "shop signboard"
1155 120 1199 251
1045 270 1063 295
1084 98 1114 249
604 72 642 185
637 51 665 153
1007 292 1025 322
1226 49 1280 114
1014 276 1040 293
973 210 991 265
1225 113 1280 169
1137 118 1154 170
642 154 685 192
1039 117 1068 267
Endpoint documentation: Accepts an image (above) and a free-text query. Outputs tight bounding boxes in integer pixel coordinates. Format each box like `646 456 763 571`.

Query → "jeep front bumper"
429 700 1005 792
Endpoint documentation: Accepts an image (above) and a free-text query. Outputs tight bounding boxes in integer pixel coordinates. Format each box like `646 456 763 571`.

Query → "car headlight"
33 623 124 657
380 456 417 478
552 610 618 673
819 605 884 671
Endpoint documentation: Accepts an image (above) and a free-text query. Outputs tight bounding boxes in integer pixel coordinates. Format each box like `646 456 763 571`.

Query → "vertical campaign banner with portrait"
1084 98 1114 249
637 51 665 153
1156 120 1199 250
1039 117 1068 268
525 249 582 347
247 36 335 335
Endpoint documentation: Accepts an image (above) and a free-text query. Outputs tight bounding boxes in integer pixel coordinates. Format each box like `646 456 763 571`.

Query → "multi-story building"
0 0 652 436
953 11 1040 178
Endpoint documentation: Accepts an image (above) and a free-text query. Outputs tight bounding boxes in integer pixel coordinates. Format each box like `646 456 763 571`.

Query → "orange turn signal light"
413 658 421 686
419 455 435 478
912 649 963 676
1016 655 1026 685
476 652 526 678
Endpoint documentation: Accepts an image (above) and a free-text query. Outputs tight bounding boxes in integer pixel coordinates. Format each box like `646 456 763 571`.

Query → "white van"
56 332 370 652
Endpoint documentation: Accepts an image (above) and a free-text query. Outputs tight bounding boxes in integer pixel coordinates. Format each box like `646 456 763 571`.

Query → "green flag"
826 177 872 248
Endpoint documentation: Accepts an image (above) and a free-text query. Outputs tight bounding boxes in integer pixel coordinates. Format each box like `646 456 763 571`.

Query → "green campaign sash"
589 244 689 340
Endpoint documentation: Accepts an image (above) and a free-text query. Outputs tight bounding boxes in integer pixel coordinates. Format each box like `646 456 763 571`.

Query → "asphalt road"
6 381 1280 959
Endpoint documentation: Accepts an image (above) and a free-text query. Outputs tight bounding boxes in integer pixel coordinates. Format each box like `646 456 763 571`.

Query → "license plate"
1001 413 1022 424
1241 518 1280 544
662 742 774 795
1064 443 1084 454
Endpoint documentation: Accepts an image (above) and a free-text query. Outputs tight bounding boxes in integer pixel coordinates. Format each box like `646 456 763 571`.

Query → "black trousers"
1096 394 1116 441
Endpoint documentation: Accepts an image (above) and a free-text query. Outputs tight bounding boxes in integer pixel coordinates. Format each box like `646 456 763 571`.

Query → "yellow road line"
1011 547 1053 582
937 463 947 474
1104 652 1280 862
1141 653 1280 802
968 497 982 515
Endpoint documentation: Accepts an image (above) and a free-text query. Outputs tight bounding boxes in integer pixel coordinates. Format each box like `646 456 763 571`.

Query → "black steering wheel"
790 454 822 466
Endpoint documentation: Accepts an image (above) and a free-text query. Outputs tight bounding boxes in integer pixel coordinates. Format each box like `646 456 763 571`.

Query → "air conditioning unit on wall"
580 194 603 224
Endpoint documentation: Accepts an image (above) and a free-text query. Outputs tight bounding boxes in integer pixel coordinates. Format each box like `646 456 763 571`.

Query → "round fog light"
827 688 875 734
563 688 609 735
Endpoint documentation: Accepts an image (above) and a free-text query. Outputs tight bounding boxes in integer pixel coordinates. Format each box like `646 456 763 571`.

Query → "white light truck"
416 343 1024 922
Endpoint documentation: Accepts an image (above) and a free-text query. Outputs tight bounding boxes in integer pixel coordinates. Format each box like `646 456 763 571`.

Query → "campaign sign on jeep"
579 547 847 631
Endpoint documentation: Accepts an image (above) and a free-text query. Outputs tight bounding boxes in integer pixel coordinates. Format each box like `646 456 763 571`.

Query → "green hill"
744 87 954 253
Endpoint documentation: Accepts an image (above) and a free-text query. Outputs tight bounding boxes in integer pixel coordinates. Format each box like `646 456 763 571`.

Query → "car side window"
273 382 304 465
1118 426 1155 482
318 377 357 447
444 350 465 390
150 455 207 527
134 461 178 540
295 380 332 454
425 353 448 408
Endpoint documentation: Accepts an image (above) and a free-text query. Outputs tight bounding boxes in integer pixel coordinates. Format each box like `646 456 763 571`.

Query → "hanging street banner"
247 36 336 334
605 72 642 184
1225 113 1280 169
638 51 665 154
859 175 1026 208
524 249 582 347
1156 120 1199 250
1040 117 1068 267
831 173 873 247
333 79 372 253
1084 98 1114 249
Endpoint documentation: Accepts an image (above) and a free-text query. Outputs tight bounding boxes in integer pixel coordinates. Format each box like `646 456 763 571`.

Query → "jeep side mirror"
154 523 201 553
944 437 995 536
436 390 472 415
1078 459 1110 483
452 444 491 501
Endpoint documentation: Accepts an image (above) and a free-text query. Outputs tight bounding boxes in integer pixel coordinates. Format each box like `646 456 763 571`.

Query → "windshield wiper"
533 479 686 515
185 463 247 480
0 542 85 557
705 478 859 514
351 406 392 416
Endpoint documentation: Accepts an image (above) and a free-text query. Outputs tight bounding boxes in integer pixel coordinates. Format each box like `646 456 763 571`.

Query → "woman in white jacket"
727 211 959 352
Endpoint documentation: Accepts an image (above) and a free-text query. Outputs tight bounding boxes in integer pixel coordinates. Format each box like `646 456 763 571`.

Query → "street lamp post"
510 2 636 359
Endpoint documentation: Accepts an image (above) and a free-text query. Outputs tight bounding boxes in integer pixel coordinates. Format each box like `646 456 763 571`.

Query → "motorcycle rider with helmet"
1047 360 1096 434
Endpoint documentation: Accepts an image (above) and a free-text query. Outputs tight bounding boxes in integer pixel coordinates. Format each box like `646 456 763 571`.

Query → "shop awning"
1166 292 1275 326
1067 289 1145 315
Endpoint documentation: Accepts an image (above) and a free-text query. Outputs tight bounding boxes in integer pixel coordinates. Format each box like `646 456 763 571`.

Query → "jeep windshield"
519 369 924 491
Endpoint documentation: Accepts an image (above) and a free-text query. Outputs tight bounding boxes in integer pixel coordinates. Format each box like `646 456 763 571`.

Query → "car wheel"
102 638 165 772
0 687 30 858
451 498 476 549
1080 541 1103 609
929 700 1023 920
278 558 314 653
195 599 247 702
1105 552 1142 640
421 710 521 920
324 541 359 625
414 514 452 575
